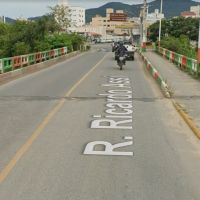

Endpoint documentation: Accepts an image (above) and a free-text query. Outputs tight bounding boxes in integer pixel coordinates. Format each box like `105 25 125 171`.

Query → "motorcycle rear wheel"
119 63 123 70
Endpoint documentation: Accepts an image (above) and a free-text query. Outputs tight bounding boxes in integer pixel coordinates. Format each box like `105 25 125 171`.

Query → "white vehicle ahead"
123 41 136 60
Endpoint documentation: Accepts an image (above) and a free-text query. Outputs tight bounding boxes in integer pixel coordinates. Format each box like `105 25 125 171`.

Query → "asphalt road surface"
1 44 200 200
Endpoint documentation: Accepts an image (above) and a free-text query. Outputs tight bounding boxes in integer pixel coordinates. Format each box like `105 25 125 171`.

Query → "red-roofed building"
181 11 196 18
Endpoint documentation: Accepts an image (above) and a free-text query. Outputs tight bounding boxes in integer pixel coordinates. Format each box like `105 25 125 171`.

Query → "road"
0 44 200 200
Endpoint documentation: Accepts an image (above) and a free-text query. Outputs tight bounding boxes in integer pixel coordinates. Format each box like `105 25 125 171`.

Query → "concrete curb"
172 100 200 139
0 51 81 85
138 50 200 140
138 51 171 98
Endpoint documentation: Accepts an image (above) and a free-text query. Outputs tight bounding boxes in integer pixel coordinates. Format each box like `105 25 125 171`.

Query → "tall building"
69 8 138 41
58 0 85 27
146 9 164 24
190 5 200 17
69 7 85 27
90 8 134 36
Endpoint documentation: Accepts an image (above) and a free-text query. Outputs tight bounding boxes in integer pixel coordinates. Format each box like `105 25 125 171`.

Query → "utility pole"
198 11 200 64
158 0 163 47
140 9 143 48
141 0 147 52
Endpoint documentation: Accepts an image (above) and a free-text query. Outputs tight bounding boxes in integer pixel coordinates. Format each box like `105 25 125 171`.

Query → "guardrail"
155 46 199 79
138 49 170 98
0 47 68 74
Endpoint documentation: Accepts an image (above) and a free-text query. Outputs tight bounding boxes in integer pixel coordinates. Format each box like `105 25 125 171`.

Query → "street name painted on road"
84 76 134 156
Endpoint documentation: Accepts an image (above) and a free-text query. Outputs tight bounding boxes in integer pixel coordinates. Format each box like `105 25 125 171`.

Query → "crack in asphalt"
0 95 165 102
172 95 200 100
1 95 200 102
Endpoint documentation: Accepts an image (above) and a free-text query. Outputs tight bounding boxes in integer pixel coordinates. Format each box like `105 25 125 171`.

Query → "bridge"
0 43 200 200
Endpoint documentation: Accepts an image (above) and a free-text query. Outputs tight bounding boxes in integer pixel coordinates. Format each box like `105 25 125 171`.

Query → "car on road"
114 41 136 61
123 41 136 60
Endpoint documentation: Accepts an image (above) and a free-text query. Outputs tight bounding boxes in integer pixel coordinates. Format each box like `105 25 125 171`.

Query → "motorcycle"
117 55 126 70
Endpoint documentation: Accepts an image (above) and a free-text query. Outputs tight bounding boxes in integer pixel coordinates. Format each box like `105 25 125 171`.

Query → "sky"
0 0 199 19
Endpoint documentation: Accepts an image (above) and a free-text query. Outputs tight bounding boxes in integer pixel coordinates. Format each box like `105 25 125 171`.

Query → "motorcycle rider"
115 42 128 65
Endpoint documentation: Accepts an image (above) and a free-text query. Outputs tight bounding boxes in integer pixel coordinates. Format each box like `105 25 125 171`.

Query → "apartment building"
90 8 134 36
190 5 200 17
69 6 85 27
58 0 85 27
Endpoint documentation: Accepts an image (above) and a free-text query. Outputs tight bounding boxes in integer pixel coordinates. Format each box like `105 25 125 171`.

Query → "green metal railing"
156 46 199 78
0 47 68 74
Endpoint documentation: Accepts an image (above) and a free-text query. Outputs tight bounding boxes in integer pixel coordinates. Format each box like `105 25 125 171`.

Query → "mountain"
2 16 42 23
28 16 42 21
86 0 199 23
5 17 15 23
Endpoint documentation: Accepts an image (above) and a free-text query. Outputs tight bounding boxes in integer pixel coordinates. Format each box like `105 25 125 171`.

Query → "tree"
12 42 30 56
70 34 85 50
35 15 60 39
49 4 70 32
0 14 85 58
0 22 9 35
148 17 198 42
160 35 196 59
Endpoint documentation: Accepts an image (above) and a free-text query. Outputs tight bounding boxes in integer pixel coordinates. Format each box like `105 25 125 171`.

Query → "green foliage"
86 45 91 50
70 34 85 51
161 35 197 59
148 17 199 42
0 23 9 35
45 33 85 52
148 17 198 59
12 42 31 56
33 40 52 52
46 34 72 49
49 4 70 31
0 15 85 59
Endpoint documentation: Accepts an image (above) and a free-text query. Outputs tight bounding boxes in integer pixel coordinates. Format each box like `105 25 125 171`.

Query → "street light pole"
197 6 200 64
198 18 200 64
141 0 147 52
158 0 163 47
140 9 143 47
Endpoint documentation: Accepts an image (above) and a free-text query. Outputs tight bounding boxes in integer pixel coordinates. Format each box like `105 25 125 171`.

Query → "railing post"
0 59 3 74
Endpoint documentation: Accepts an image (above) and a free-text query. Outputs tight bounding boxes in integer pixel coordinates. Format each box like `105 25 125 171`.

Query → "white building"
0 16 5 23
16 16 28 21
146 9 164 24
69 6 85 27
58 0 85 27
69 25 106 37
190 5 200 17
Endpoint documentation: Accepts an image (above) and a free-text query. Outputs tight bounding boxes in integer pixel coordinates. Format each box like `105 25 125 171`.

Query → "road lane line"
0 99 65 183
65 53 109 97
0 53 109 183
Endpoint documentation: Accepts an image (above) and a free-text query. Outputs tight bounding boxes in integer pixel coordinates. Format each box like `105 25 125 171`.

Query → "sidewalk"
143 50 200 129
